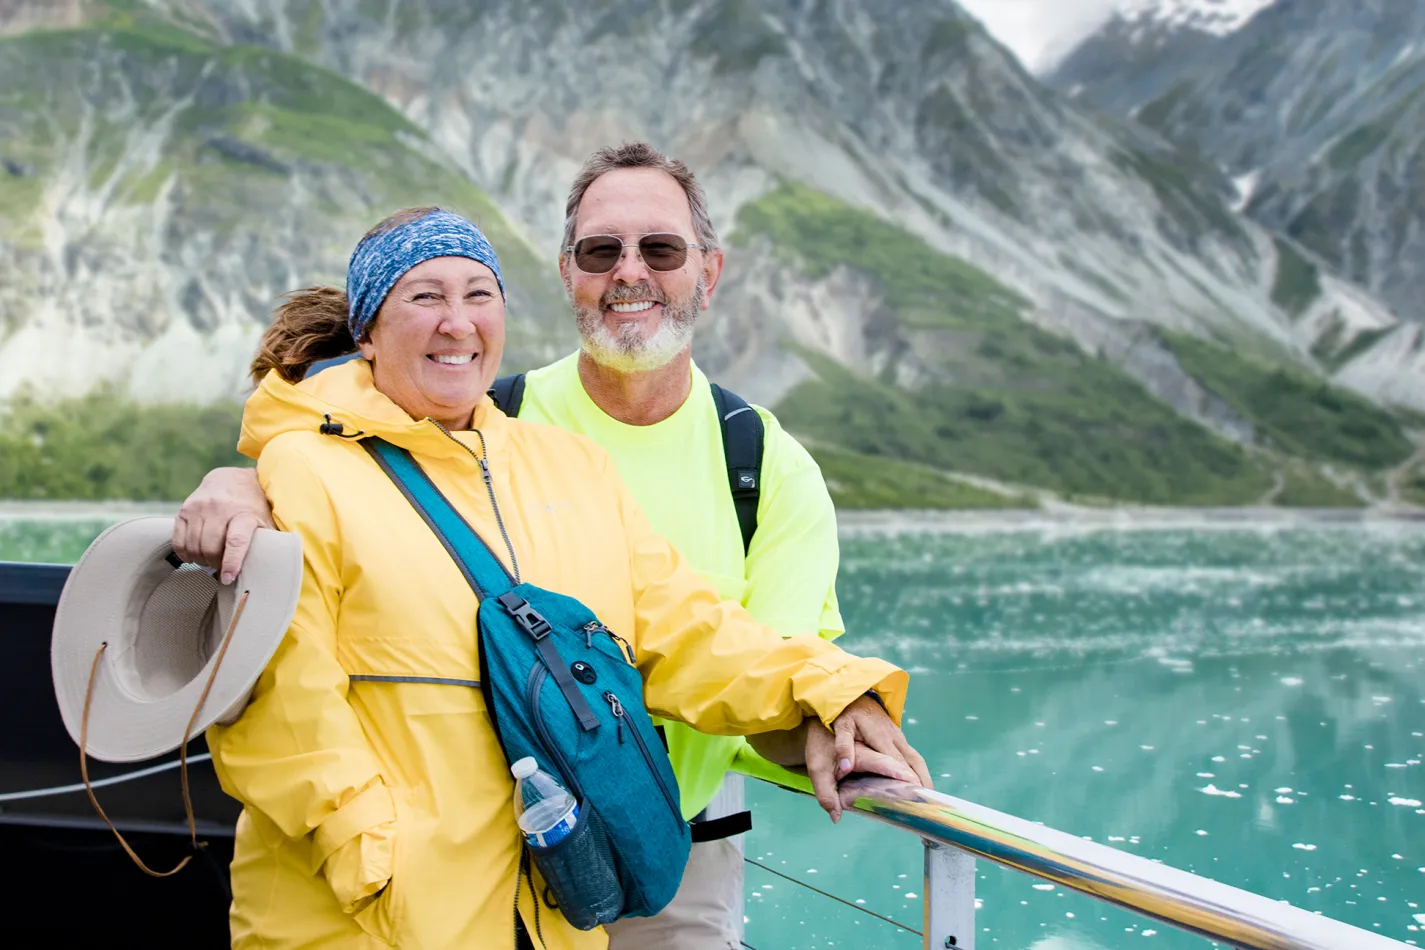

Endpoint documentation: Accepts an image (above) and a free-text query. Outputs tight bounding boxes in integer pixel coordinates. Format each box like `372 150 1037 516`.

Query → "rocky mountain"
0 0 1418 506
1048 0 1277 115
1049 0 1425 407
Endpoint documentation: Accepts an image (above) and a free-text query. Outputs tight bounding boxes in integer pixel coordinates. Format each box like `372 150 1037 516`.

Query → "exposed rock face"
0 0 1417 503
0 7 569 402
1049 0 1425 403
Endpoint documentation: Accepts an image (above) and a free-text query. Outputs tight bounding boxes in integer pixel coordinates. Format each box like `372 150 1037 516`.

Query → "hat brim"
51 517 302 763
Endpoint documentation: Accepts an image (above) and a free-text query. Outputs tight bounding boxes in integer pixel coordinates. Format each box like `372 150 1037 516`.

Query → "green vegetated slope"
0 389 248 500
1161 332 1413 469
739 184 1409 507
0 7 565 350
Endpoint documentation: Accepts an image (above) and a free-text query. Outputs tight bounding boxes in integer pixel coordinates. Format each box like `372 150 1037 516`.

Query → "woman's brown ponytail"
248 287 355 385
249 207 446 385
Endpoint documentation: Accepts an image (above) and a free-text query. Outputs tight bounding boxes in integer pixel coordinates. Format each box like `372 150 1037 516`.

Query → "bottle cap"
510 756 538 780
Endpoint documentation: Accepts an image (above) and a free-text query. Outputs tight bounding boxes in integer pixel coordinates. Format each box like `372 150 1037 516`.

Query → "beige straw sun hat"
51 516 302 764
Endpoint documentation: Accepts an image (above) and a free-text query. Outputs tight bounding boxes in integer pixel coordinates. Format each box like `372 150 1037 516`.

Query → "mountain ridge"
0 0 1419 507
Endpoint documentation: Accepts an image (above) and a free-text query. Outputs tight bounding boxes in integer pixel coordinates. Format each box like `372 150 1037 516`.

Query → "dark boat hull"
1 562 233 946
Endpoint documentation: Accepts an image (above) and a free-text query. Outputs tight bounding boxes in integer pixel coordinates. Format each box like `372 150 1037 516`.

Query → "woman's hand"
808 695 932 822
172 467 273 584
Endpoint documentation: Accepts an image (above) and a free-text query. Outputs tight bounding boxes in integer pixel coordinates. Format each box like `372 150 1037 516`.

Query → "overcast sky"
957 0 1120 73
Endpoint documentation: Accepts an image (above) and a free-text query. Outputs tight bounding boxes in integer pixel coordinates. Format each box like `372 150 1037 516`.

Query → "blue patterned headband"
345 209 505 342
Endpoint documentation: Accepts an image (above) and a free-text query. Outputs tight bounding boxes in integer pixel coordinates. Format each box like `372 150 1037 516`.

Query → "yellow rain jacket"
207 360 909 950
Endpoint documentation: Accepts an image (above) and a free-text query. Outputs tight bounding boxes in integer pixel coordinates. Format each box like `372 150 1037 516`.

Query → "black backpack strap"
689 809 752 842
488 373 527 416
709 384 764 554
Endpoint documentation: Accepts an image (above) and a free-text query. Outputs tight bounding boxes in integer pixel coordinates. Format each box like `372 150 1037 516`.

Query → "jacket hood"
239 359 501 461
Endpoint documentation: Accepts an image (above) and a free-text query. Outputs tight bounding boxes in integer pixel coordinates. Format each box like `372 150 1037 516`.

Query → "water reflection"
748 525 1425 949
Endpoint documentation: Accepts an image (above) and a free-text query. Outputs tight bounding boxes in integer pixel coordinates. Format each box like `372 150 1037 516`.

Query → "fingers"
220 514 261 586
895 733 934 789
804 721 842 823
172 513 196 566
847 746 917 784
172 468 273 580
195 508 231 573
833 713 856 780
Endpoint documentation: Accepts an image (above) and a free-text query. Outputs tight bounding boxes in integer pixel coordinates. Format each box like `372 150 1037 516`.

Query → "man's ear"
699 248 725 310
558 253 572 294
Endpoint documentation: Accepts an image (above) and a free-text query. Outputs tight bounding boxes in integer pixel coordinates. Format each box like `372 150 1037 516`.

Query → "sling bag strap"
361 438 599 731
488 374 764 554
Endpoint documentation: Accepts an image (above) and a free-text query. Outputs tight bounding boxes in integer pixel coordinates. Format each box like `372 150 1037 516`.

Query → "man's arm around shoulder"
173 466 273 584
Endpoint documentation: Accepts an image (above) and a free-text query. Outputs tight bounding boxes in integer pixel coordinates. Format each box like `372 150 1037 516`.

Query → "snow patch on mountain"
1117 0 1278 36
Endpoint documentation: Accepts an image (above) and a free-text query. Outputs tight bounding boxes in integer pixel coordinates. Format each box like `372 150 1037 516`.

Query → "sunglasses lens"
637 234 689 271
574 236 623 274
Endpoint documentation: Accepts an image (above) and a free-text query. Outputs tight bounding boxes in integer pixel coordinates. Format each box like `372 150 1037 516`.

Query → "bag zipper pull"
604 692 625 744
608 630 636 664
583 621 601 649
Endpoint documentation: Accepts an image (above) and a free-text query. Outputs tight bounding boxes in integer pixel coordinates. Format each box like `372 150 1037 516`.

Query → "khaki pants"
604 838 744 950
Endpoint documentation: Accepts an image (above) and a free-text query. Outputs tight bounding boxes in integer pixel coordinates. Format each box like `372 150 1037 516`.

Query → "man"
176 142 931 949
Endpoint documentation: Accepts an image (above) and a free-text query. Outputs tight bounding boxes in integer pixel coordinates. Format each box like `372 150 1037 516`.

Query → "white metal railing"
753 774 1412 950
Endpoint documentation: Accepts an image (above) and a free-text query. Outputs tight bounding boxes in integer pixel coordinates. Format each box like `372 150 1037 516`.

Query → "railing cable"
743 855 922 936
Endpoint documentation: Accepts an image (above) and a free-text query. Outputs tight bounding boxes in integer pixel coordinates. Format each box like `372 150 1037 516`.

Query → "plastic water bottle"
511 757 578 848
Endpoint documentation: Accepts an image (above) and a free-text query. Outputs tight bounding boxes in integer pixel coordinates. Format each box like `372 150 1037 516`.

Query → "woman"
207 207 910 949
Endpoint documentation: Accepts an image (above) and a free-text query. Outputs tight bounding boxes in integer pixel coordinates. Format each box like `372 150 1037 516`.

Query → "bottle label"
527 803 579 849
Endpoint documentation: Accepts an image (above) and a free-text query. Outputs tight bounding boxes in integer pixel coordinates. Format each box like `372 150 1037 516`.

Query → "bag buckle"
497 593 552 639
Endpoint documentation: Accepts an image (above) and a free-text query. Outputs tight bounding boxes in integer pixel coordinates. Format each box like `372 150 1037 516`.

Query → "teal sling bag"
362 438 692 931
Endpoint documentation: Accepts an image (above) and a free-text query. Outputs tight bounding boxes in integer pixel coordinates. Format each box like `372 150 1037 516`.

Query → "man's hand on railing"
172 467 272 584
749 696 933 823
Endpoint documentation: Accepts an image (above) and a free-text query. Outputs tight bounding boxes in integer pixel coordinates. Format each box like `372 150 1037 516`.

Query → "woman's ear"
358 331 376 361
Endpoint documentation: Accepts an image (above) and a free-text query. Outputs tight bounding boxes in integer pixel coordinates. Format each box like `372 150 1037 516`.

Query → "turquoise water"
5 516 1423 947
749 523 1425 948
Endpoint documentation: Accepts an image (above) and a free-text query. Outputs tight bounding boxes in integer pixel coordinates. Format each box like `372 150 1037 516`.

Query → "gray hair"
560 142 721 256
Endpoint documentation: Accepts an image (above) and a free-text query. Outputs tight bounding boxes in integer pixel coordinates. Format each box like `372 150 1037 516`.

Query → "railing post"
924 840 975 950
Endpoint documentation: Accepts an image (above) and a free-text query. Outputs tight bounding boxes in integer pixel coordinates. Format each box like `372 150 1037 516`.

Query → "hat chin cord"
79 589 251 877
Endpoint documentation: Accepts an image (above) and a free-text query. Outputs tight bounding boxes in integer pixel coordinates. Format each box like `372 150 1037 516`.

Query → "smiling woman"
249 206 507 431
356 257 505 431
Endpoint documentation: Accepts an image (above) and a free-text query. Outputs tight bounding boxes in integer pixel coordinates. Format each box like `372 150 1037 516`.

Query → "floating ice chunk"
1276 796 1295 805
1389 797 1423 808
1292 843 1317 851
1196 830 1209 836
1280 677 1303 687
1275 787 1293 794
1033 884 1055 891
1200 784 1242 799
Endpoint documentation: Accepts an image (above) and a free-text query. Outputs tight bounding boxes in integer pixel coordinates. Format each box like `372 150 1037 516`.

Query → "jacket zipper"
603 691 681 827
582 621 635 664
430 419 521 585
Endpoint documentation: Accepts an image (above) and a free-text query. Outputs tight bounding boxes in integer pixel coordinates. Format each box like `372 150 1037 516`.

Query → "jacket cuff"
792 654 909 728
311 782 397 872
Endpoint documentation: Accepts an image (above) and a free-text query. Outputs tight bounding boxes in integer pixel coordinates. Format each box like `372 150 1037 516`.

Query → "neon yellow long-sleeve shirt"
519 353 844 817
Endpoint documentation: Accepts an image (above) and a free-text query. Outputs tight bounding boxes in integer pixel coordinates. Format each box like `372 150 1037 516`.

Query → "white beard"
576 276 705 373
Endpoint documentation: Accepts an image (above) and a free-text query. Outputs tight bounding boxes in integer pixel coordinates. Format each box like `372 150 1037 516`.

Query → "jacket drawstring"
319 414 366 439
